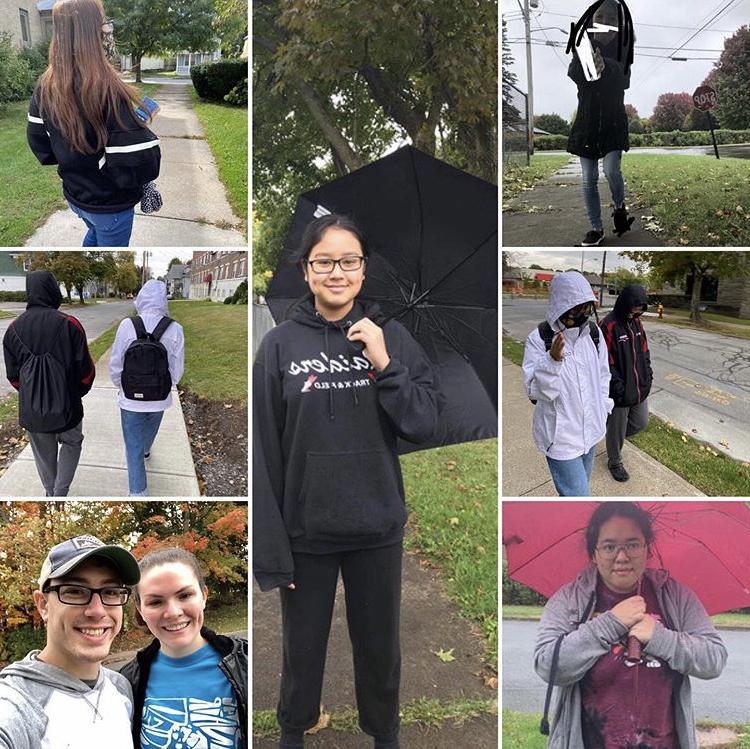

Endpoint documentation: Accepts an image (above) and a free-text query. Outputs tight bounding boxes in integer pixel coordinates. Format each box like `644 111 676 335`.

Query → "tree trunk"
690 270 703 322
133 51 143 84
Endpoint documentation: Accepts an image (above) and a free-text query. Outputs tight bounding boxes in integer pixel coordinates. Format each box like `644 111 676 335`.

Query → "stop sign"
693 85 717 111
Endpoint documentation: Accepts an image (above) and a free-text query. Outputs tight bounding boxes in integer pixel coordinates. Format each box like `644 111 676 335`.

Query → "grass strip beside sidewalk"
503 154 570 202
625 154 750 246
189 89 248 226
401 439 498 666
253 698 495 738
167 300 247 401
0 101 67 246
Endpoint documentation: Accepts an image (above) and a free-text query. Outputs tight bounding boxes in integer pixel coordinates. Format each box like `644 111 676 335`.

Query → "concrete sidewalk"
502 358 704 497
252 549 497 747
503 158 666 248
25 83 246 247
0 350 200 497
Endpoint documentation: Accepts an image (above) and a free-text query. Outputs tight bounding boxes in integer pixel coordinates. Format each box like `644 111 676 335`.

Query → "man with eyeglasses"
0 534 140 748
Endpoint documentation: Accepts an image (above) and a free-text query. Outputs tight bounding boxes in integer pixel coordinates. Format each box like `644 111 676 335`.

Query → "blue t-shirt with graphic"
141 642 240 749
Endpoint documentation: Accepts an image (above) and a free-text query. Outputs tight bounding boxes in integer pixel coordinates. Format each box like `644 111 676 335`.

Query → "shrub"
224 77 247 107
0 291 26 302
231 279 248 305
18 39 49 82
502 560 547 606
191 59 247 102
2 623 45 662
0 33 35 106
223 295 233 304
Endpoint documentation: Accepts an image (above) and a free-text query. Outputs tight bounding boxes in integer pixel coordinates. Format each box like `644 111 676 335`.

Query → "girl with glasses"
253 214 440 749
120 548 247 749
534 502 726 749
26 0 160 246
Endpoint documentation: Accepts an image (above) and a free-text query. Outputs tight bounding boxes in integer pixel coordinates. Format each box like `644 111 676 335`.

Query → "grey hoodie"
0 652 134 749
534 566 727 749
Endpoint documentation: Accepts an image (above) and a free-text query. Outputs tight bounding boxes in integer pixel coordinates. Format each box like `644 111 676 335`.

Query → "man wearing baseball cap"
0 534 140 748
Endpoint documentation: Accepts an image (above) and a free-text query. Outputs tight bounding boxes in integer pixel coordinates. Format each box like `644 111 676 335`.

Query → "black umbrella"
266 145 497 452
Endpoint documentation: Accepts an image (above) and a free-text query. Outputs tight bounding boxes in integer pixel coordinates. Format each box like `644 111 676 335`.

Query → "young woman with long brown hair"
26 0 160 246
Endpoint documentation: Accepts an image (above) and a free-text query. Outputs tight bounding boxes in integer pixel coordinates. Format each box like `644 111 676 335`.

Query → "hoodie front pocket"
300 450 405 540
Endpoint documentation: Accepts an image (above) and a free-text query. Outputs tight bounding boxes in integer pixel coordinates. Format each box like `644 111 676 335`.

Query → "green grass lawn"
649 308 750 341
502 334 525 366
503 154 571 202
401 439 498 666
625 153 750 246
0 101 67 245
167 300 247 401
190 88 248 228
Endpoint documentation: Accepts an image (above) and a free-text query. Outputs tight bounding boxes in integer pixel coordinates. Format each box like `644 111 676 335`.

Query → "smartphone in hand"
134 96 160 123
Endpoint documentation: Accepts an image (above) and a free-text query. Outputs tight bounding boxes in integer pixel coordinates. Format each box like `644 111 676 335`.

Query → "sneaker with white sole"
581 229 605 246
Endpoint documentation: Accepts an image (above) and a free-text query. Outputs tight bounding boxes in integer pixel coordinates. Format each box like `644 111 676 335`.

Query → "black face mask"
628 310 644 319
561 311 592 328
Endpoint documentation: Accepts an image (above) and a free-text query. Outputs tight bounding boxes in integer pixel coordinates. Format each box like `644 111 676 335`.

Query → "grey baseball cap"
38 534 140 589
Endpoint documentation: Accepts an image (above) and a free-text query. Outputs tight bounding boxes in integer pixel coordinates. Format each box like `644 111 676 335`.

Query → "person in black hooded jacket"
599 283 653 481
567 0 635 247
254 214 440 749
2 270 95 496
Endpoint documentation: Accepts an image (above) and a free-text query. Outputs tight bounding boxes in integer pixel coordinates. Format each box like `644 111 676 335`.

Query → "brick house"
190 251 247 301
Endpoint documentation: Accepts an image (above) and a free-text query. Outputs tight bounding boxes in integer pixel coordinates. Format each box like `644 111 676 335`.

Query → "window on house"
19 9 31 46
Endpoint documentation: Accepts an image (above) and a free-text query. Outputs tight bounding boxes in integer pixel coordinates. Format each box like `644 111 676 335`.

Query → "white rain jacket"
523 272 613 460
109 280 185 412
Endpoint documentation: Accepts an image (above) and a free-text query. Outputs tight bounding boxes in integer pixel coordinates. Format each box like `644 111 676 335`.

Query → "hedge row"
191 59 247 104
535 129 750 150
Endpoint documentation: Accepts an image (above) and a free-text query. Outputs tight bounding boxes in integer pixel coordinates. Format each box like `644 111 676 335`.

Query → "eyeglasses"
595 541 646 559
45 584 130 606
307 256 365 274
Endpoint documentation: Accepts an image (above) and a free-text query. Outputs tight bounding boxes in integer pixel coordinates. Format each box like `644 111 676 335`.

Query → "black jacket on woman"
599 284 653 407
120 628 248 749
27 86 160 213
567 39 631 160
253 296 440 591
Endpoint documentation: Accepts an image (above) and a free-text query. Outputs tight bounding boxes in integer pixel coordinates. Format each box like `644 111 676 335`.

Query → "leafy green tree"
650 92 693 132
115 252 139 294
20 251 93 302
214 0 247 57
105 0 216 82
705 26 750 130
534 113 569 136
502 19 521 126
623 251 749 322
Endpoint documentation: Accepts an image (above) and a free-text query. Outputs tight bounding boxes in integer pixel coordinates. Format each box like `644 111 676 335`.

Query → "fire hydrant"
658 303 664 319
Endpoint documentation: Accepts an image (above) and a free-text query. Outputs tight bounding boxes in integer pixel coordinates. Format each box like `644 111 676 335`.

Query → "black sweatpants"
277 541 402 741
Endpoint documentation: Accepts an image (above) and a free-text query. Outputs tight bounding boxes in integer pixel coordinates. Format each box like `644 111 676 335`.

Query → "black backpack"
529 321 600 405
12 322 73 433
121 316 174 401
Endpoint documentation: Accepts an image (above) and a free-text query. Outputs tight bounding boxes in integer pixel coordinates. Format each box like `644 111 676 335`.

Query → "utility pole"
599 251 607 309
524 0 536 156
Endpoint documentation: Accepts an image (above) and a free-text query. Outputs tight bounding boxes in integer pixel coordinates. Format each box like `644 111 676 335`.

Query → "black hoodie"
253 297 440 591
600 284 652 407
27 87 160 213
2 271 95 432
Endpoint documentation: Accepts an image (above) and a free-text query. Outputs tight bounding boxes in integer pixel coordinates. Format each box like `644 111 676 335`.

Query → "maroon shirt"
581 576 681 749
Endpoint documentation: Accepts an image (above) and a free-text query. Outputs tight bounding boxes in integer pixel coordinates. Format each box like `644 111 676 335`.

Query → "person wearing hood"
2 269 96 496
600 283 652 482
0 534 141 749
534 502 726 749
567 0 635 247
523 271 613 496
109 280 185 496
254 214 440 749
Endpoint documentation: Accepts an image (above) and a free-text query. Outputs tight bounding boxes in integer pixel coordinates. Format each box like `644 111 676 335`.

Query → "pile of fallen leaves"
0 421 28 477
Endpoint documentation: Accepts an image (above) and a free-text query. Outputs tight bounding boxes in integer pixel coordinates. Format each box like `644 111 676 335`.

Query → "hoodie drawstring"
324 325 334 420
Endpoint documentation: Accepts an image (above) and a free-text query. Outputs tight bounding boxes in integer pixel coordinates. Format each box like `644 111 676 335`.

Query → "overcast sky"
504 0 748 120
505 250 638 272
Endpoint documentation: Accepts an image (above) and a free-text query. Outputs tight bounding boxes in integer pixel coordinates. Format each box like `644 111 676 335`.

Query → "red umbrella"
503 501 750 615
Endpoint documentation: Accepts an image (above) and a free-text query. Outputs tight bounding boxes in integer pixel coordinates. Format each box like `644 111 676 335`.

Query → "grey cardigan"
534 566 727 749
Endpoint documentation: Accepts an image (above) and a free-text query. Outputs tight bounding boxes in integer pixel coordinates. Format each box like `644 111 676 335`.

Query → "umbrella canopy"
503 501 750 615
266 145 498 452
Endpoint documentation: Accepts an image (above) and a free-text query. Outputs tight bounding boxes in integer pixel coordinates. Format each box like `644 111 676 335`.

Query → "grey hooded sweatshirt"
534 566 727 749
0 652 134 749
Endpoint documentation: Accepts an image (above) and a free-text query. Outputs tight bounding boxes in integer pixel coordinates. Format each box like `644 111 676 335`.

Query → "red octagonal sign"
693 85 717 111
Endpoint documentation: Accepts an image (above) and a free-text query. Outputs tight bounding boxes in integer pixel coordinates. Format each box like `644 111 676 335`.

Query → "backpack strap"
130 316 148 340
537 321 554 352
540 591 596 735
589 320 600 352
151 316 174 342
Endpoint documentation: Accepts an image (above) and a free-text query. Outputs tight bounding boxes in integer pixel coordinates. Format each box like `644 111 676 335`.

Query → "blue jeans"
120 409 164 495
68 202 135 246
546 445 596 496
580 151 625 231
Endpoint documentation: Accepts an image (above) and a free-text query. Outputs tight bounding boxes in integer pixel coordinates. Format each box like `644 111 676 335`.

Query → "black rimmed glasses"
44 584 130 606
307 256 365 274
595 541 646 559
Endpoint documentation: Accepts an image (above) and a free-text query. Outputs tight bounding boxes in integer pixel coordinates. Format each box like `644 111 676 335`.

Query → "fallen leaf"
446 460 457 471
433 648 456 663
681 435 687 443
484 675 499 689
305 708 330 734
449 517 460 526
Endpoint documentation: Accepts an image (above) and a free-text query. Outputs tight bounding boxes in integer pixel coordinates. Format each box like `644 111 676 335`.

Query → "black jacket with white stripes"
26 86 161 213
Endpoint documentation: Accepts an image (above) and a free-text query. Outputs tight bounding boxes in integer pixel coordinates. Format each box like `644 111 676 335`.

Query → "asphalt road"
502 619 750 723
0 300 132 397
502 297 750 463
